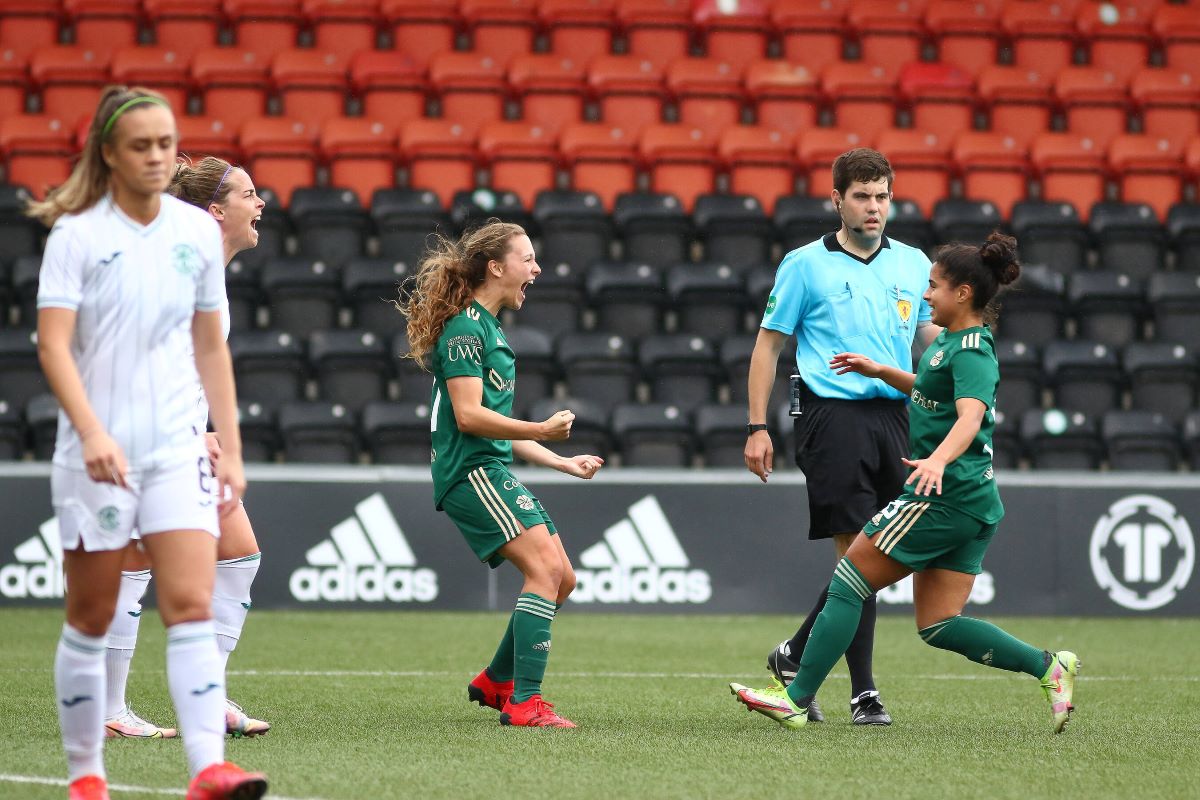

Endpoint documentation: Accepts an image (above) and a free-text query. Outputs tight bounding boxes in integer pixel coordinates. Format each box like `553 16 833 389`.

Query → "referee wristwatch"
746 424 769 435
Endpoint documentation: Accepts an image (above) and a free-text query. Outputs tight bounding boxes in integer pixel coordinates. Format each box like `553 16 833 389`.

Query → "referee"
743 148 940 725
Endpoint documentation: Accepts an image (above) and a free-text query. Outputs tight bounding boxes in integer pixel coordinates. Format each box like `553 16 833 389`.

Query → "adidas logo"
532 640 551 652
879 571 995 606
572 495 711 605
288 493 438 603
1 518 64 599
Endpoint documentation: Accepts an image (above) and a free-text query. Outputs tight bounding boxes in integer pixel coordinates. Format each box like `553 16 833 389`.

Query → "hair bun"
979 232 1020 286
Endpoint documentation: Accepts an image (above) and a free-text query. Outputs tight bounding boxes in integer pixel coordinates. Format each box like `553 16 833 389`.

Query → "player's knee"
156 588 213 626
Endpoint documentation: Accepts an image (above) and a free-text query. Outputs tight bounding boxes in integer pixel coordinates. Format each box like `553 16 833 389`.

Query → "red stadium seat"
349 51 426 130
771 0 847 74
588 55 665 135
952 131 1028 218
821 62 897 142
400 119 477 207
616 0 691 69
508 53 587 135
239 117 318 207
382 0 458 72
718 125 794 214
192 48 270 129
321 118 398 206
110 47 190 113
272 50 350 128
1154 4 1200 70
874 128 952 218
461 0 537 66
1030 132 1106 221
540 0 614 61
1056 66 1130 148
923 0 1000 77
304 0 381 61
639 124 716 212
1076 0 1151 82
177 116 240 164
1001 0 1078 76
1131 67 1200 150
477 120 557 209
429 51 507 134
1108 134 1184 222
797 128 872 197
224 0 303 60
847 0 923 76
744 60 817 137
29 45 109 120
666 57 744 130
63 0 138 56
0 48 29 118
899 62 975 141
0 0 61 58
0 113 73 198
693 0 769 67
558 122 636 210
976 65 1053 147
144 0 222 58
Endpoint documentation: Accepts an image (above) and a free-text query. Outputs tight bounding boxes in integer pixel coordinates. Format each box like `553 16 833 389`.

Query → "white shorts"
52 454 220 553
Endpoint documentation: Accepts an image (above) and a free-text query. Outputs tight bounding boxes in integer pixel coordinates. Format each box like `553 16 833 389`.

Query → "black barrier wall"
0 465 1194 616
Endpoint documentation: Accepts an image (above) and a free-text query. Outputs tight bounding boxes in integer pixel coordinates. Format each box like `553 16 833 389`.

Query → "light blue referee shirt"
761 233 933 401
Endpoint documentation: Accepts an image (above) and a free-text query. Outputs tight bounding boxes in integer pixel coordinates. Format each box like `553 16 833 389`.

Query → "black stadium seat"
238 400 279 463
502 261 585 336
371 188 449 265
224 257 263 332
1089 201 1165 278
613 192 691 268
667 261 747 337
1020 408 1104 470
1042 340 1124 418
0 328 47 412
501 325 557 414
260 258 343 338
693 193 773 269
611 402 694 467
0 398 24 460
0 185 41 267
931 198 1003 246
309 329 392 410
1166 202 1200 273
694 403 751 467
25 393 59 461
289 187 370 267
361 400 432 465
532 189 613 270
638 333 721 412
994 340 1043 421
1123 342 1198 425
585 260 666 338
883 198 934 253
1147 271 1200 349
278 401 360 464
343 258 411 335
556 332 638 412
230 330 309 409
993 263 1065 346
1011 200 1088 274
1102 410 1181 472
774 195 839 254
450 189 533 235
1067 271 1145 348
12 255 41 327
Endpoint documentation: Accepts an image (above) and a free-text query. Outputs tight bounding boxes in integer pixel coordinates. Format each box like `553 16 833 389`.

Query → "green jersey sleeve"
951 346 999 409
437 313 487 380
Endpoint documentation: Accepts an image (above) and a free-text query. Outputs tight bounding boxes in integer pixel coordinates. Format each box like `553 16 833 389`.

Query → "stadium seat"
1055 66 1131 148
930 198 1004 246
994 340 1043 422
773 195 838 253
847 0 923 76
886 197 934 254
585 260 665 338
239 119 318 209
1043 339 1124 419
272 50 350 128
429 51 508 134
0 0 60 58
1154 2 1200 70
1188 137 1200 211
532 189 612 271
1131 67 1200 149
1010 200 1088 274
540 0 615 61
1089 201 1164 278
613 191 690 268
342 257 410 335
0 259 12 324
349 51 426 129
1107 134 1184 223
192 49 271 129
0 184 42 266
278 401 360 464
361 401 431 464
449 188 532 233
505 261 584 336
370 189 448 266
224 0 303 60
0 328 46 411
667 261 747 337
109 47 191 118
382 0 458 72
399 120 477 209
898 62 976 142
1076 1 1152 82
992 263 1066 347
874 129 952 218
693 0 768 66
304 0 381 61
1167 202 1200 273
176 117 239 164
976 65 1054 148
924 0 1000 77
692 193 772 270
796 129 873 199
0 398 24 460
223 257 261 332
611 402 693 467
29 46 109 120
321 118 398 208
12 255 40 326
0 114 72 199
390 329 433 402
666 57 745 130
1030 133 1107 222
508 53 587 135
477 121 558 210
1068 270 1145 349
260 257 343 338
744 60 818 138
556 331 639 412
717 125 795 215
1123 341 1197 425
501 325 557 409
309 329 391 410
1185 410 1200 470
1147 271 1200 349
290 187 370 267
722 328 793 411
144 0 222 57
616 0 691 69
461 0 537 65
952 131 1028 218
638 124 716 213
990 409 1021 470
822 63 897 143
1001 0 1077 76
0 46 28 119
771 0 846 72
588 55 666 135
238 400 278 462
26 393 59 461
230 330 309 408
638 333 720 411
1102 410 1181 472
558 123 637 211
63 0 138 55
743 264 775 323
526 396 612 461
1020 407 1103 470
693 403 751 467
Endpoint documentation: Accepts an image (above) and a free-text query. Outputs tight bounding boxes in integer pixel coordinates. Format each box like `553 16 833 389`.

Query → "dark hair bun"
980 232 1020 286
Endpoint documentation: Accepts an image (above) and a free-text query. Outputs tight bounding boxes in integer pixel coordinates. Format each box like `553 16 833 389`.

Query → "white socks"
105 569 151 718
165 620 225 777
213 554 260 671
55 624 106 782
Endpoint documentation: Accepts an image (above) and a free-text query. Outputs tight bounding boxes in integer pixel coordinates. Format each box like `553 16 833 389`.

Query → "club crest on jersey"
930 349 945 368
516 495 535 511
171 244 201 276
897 299 912 322
97 506 119 532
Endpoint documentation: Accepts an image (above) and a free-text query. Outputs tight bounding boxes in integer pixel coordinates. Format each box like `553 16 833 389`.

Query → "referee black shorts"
793 396 909 541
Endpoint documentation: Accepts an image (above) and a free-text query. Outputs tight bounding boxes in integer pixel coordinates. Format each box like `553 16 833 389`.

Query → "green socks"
486 611 518 683
512 593 556 703
919 615 1048 678
786 559 873 707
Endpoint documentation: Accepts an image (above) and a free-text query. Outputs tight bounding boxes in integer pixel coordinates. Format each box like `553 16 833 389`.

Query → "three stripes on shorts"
874 501 931 557
468 468 521 542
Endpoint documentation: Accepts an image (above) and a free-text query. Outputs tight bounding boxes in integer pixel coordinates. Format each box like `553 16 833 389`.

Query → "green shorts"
862 497 998 574
440 465 557 569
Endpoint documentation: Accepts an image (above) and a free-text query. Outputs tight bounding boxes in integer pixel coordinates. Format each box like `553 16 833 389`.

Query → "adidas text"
1 519 64 599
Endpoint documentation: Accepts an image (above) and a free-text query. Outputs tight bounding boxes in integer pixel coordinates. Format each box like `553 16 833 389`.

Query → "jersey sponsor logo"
573 496 711 605
171 243 202 276
910 388 939 412
879 571 996 606
98 250 122 267
446 335 483 365
1089 494 1194 611
897 299 912 322
765 295 777 314
487 368 515 392
0 518 65 599
289 493 438 604
929 349 945 368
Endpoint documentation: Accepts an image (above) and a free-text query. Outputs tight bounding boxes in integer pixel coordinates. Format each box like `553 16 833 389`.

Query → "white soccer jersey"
191 297 230 432
37 193 227 470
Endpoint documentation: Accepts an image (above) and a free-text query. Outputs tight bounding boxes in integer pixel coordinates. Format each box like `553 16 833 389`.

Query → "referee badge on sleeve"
897 299 912 322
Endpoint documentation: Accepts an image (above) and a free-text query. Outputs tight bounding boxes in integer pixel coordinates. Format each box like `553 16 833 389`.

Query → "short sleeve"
952 347 999 408
437 313 486 379
760 253 810 334
195 214 226 311
36 223 85 311
914 252 933 324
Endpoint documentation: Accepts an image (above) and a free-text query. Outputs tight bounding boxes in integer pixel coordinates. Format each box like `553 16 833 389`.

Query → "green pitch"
2 610 1197 800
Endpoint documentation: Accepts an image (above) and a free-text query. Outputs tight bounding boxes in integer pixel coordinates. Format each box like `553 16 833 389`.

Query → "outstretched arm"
828 352 916 396
902 397 986 496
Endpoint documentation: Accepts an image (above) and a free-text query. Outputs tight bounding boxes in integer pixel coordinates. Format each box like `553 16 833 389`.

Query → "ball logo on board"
1089 494 1194 611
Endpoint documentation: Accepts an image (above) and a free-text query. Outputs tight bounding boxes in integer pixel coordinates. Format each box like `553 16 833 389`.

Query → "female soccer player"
102 156 270 741
400 220 604 728
31 86 267 800
730 233 1081 734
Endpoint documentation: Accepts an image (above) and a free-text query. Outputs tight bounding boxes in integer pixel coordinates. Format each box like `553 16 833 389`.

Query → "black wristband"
746 424 769 435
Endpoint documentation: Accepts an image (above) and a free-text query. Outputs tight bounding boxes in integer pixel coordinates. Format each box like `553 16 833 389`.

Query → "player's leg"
213 505 269 737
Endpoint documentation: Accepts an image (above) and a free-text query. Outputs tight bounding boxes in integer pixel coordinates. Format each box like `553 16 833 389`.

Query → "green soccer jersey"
430 301 517 508
905 324 1003 523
